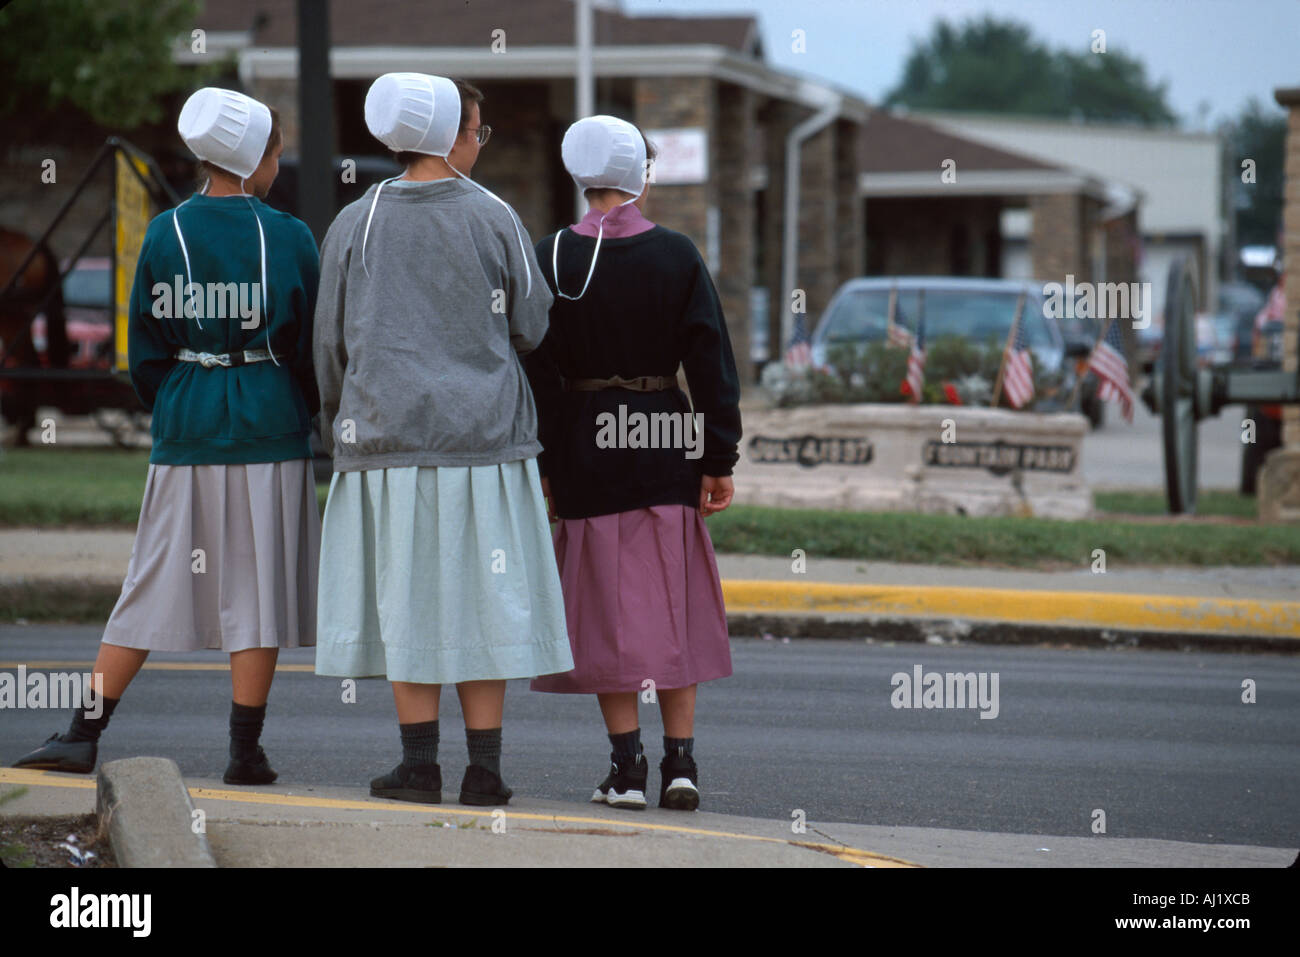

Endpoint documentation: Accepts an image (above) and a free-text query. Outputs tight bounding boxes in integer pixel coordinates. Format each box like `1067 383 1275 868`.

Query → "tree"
1223 98 1286 248
0 0 212 129
884 15 1176 127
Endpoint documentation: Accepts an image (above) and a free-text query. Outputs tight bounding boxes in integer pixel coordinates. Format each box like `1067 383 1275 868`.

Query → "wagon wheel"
1161 256 1199 514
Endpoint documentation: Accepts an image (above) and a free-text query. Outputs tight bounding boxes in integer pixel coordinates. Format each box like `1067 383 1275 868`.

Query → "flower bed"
760 337 1069 409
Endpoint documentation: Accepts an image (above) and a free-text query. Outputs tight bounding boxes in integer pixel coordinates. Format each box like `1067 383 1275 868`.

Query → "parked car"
1218 279 1265 364
263 155 402 219
1195 312 1238 367
1136 312 1163 372
1241 275 1286 495
6 256 148 446
31 257 113 368
808 277 1105 426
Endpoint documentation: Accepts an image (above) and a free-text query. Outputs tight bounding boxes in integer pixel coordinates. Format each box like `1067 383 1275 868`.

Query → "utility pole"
297 0 336 244
574 0 594 221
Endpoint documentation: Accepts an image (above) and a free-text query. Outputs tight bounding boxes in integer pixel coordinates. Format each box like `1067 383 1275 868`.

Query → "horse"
0 226 68 444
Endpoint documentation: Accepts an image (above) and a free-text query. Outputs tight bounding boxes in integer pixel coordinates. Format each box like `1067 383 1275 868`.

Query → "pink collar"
569 202 655 238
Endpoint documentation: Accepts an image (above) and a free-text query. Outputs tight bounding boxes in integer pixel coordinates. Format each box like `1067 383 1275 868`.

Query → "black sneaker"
370 762 442 804
659 749 699 810
11 733 96 774
224 746 277 785
591 751 648 809
459 765 512 806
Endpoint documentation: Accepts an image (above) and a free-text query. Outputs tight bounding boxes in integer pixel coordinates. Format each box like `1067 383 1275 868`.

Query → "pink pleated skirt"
530 504 732 694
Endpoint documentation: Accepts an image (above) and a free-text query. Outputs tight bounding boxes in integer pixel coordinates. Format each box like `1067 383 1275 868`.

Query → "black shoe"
459 764 512 806
11 733 96 774
223 746 277 785
591 752 648 809
659 750 699 810
370 762 442 804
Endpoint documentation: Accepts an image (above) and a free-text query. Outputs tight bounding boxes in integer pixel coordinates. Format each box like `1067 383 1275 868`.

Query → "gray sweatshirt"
313 177 553 470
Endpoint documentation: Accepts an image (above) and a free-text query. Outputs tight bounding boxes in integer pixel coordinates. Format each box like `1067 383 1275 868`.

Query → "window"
820 288 919 343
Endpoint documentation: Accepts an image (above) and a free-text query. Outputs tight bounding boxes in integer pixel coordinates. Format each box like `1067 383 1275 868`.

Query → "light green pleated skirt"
314 457 574 684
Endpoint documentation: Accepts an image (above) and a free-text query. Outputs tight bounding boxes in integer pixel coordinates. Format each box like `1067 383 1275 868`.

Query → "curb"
722 580 1300 643
96 757 216 868
4 578 1298 653
726 613 1300 654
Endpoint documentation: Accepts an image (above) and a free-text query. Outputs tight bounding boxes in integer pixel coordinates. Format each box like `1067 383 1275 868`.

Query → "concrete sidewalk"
3 766 1293 868
2 528 1298 650
1 527 1298 598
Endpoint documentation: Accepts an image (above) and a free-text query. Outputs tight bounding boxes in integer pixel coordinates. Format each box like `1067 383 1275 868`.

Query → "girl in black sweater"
526 115 742 811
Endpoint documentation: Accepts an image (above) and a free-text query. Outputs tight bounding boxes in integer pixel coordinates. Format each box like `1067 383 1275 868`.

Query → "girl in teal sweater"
11 89 320 784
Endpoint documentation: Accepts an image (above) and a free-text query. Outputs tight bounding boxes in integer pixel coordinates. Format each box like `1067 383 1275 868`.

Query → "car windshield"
821 286 1054 349
820 290 895 343
921 289 1054 348
62 267 112 308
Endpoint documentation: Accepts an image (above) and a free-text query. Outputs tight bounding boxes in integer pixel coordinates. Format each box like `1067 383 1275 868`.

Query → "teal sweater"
128 194 320 465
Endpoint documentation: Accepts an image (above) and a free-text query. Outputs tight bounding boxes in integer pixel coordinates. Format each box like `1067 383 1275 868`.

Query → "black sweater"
523 225 742 520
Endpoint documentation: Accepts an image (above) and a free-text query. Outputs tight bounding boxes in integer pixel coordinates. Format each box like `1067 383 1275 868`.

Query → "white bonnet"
177 87 273 180
561 115 648 198
365 72 462 157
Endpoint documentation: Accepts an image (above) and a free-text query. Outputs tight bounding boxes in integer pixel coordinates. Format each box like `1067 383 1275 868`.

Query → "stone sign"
732 404 1092 519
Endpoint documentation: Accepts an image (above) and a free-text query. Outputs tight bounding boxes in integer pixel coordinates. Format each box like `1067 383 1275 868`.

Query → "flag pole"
991 291 1026 408
909 288 925 403
886 283 898 343
1069 315 1114 409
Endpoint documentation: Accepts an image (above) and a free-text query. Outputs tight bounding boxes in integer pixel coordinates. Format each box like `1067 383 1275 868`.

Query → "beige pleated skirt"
101 459 320 652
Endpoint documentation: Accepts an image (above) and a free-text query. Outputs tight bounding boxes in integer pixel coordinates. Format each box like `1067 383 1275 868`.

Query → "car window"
62 267 112 308
1054 304 1099 344
819 288 919 343
921 289 1054 349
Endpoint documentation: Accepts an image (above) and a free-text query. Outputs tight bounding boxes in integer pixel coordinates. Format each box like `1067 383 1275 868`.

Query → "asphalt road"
2 625 1296 849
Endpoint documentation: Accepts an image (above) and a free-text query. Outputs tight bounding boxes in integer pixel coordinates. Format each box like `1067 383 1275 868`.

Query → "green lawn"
703 503 1298 568
0 448 330 523
1 447 1295 567
1093 489 1257 519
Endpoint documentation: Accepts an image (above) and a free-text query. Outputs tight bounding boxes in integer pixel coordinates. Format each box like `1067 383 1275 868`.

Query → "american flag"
1087 318 1133 422
1002 309 1034 409
904 314 925 402
887 321 912 348
784 312 812 369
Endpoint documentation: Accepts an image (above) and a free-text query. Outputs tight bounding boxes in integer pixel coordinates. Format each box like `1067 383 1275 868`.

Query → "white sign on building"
645 127 708 184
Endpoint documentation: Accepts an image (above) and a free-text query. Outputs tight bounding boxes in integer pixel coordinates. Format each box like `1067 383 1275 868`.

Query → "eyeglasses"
465 125 491 146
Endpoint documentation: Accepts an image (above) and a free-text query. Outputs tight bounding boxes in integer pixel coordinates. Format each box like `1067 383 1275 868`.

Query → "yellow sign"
114 151 151 371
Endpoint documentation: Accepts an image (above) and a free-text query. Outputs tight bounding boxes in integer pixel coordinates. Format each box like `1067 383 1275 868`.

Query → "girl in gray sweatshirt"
312 73 573 807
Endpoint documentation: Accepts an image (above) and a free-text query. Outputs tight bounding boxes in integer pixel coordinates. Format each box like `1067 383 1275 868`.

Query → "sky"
621 0 1300 127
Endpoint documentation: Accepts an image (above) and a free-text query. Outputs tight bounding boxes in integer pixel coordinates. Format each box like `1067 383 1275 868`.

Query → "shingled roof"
860 109 1057 173
199 0 761 55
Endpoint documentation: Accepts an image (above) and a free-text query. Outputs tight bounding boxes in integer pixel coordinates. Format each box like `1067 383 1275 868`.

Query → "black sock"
62 696 121 744
664 736 694 758
229 701 267 760
399 719 440 767
609 728 643 766
466 727 502 777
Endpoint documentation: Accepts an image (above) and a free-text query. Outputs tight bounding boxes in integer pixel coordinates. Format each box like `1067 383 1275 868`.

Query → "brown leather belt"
561 374 680 392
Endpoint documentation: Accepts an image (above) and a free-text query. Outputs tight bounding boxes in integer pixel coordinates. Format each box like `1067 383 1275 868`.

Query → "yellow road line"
0 768 917 867
1 767 94 789
7 580 1298 640
722 580 1300 639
